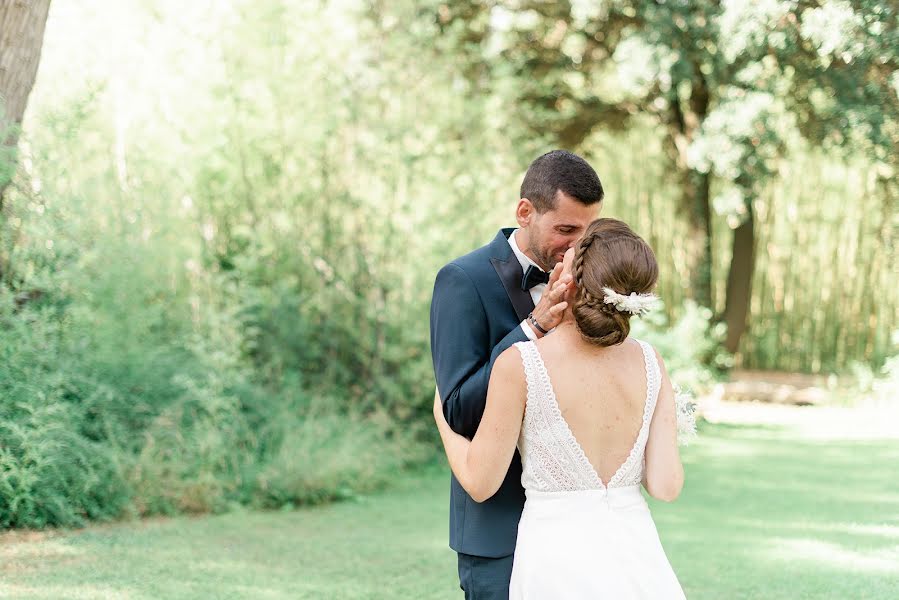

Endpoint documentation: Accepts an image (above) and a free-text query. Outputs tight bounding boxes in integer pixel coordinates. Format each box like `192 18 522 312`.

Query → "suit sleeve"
430 262 529 439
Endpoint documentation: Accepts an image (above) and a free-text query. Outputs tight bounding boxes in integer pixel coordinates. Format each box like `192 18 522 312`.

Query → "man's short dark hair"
520 150 604 212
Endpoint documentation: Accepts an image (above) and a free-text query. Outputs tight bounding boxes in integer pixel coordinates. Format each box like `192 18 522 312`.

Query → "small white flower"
674 386 698 445
601 287 660 316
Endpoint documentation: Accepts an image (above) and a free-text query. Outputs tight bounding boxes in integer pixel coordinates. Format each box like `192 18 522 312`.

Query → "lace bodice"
514 339 661 492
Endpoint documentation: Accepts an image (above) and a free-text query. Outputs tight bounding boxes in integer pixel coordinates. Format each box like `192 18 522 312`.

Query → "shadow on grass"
651 423 899 599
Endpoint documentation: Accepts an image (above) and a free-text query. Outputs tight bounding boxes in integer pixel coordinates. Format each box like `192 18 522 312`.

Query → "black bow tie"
521 264 550 291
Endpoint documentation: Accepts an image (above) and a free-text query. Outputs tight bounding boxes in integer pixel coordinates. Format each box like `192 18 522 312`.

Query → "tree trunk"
681 167 713 309
0 0 52 205
723 202 756 353
0 0 52 286
665 71 712 310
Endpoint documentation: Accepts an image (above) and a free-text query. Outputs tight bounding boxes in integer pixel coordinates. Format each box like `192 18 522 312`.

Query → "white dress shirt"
508 229 546 340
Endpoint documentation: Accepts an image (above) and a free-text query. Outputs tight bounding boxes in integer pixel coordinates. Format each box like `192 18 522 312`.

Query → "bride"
433 218 686 598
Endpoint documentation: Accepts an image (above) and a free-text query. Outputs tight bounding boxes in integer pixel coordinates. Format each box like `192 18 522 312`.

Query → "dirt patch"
0 528 58 545
0 534 86 576
715 369 835 405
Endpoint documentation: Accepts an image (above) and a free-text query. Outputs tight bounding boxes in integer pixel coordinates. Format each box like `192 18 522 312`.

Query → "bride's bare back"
533 333 650 485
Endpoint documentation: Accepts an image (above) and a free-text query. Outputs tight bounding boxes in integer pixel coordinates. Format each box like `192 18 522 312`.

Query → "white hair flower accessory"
601 287 660 316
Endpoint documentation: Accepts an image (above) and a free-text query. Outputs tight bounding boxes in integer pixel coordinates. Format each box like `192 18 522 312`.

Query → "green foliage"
128 373 258 515
0 293 130 528
631 301 731 393
0 263 426 527
0 403 128 529
435 0 898 353
472 0 898 188
254 411 429 508
838 331 899 406
0 0 895 530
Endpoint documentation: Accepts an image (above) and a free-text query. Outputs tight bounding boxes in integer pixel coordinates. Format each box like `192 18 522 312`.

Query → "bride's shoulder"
625 337 661 359
628 337 664 360
497 343 529 374
492 345 529 395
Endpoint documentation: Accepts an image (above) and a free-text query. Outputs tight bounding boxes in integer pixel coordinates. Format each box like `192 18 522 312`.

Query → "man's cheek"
559 236 576 250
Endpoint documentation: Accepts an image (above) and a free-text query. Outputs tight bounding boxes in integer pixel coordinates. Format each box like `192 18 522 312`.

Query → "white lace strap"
513 341 540 409
637 339 661 423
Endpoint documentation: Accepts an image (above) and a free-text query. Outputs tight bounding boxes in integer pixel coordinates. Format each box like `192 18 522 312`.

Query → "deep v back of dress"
508 339 686 600
515 339 659 493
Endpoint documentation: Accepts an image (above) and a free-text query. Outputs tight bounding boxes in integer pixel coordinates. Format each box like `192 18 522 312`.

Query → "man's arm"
430 263 527 439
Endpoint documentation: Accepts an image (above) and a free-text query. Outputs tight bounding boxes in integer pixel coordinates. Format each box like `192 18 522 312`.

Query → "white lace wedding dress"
509 340 685 599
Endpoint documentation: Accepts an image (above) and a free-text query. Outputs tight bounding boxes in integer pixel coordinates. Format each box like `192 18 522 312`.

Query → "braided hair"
571 219 659 347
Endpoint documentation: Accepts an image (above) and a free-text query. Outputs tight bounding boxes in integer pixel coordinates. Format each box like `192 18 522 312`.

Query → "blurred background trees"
0 0 896 528
436 0 897 354
0 0 51 234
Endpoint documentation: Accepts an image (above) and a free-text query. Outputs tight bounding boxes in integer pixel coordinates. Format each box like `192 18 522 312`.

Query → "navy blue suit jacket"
430 228 535 558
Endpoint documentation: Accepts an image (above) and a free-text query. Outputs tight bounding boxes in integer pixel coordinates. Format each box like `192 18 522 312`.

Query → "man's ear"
515 198 534 227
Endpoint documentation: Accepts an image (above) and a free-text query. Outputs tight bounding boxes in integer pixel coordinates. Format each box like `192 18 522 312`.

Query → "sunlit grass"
1 422 897 599
655 423 899 598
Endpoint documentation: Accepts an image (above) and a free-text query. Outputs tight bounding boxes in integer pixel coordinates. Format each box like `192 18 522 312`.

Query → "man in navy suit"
430 150 604 598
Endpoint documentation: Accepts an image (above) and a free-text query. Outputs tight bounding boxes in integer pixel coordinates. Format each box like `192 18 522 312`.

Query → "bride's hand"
433 387 446 425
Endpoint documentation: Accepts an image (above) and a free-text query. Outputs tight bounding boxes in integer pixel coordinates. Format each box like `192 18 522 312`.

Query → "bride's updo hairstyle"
572 218 659 347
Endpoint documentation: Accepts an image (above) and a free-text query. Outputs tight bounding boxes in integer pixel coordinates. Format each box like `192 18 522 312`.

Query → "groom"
430 150 604 598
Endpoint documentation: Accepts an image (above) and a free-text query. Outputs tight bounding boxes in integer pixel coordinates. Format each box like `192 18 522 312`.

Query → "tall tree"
436 0 898 354
0 0 52 207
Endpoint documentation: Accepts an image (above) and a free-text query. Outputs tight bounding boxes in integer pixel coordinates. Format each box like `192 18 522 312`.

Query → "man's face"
522 192 600 271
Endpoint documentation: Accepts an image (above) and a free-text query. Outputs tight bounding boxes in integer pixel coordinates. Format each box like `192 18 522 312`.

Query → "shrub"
253 408 429 508
631 300 731 394
0 400 129 529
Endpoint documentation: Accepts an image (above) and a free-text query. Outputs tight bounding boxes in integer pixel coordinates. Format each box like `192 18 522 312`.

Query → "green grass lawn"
1 421 898 599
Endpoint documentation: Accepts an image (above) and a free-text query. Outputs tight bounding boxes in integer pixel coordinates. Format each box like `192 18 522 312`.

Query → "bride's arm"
643 348 684 502
433 347 526 503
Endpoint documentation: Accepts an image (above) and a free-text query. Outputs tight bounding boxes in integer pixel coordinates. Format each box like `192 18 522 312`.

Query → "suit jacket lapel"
489 228 535 323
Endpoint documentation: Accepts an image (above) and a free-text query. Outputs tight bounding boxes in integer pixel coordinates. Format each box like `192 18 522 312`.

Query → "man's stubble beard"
522 238 556 272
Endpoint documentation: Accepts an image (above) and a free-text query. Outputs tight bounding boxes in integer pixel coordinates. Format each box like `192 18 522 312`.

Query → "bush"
838 331 899 407
0 403 130 529
0 282 428 527
127 372 259 515
0 295 131 528
631 300 731 394
253 408 429 508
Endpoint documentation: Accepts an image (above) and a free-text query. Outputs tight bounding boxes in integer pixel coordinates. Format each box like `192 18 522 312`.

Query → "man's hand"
529 262 573 337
